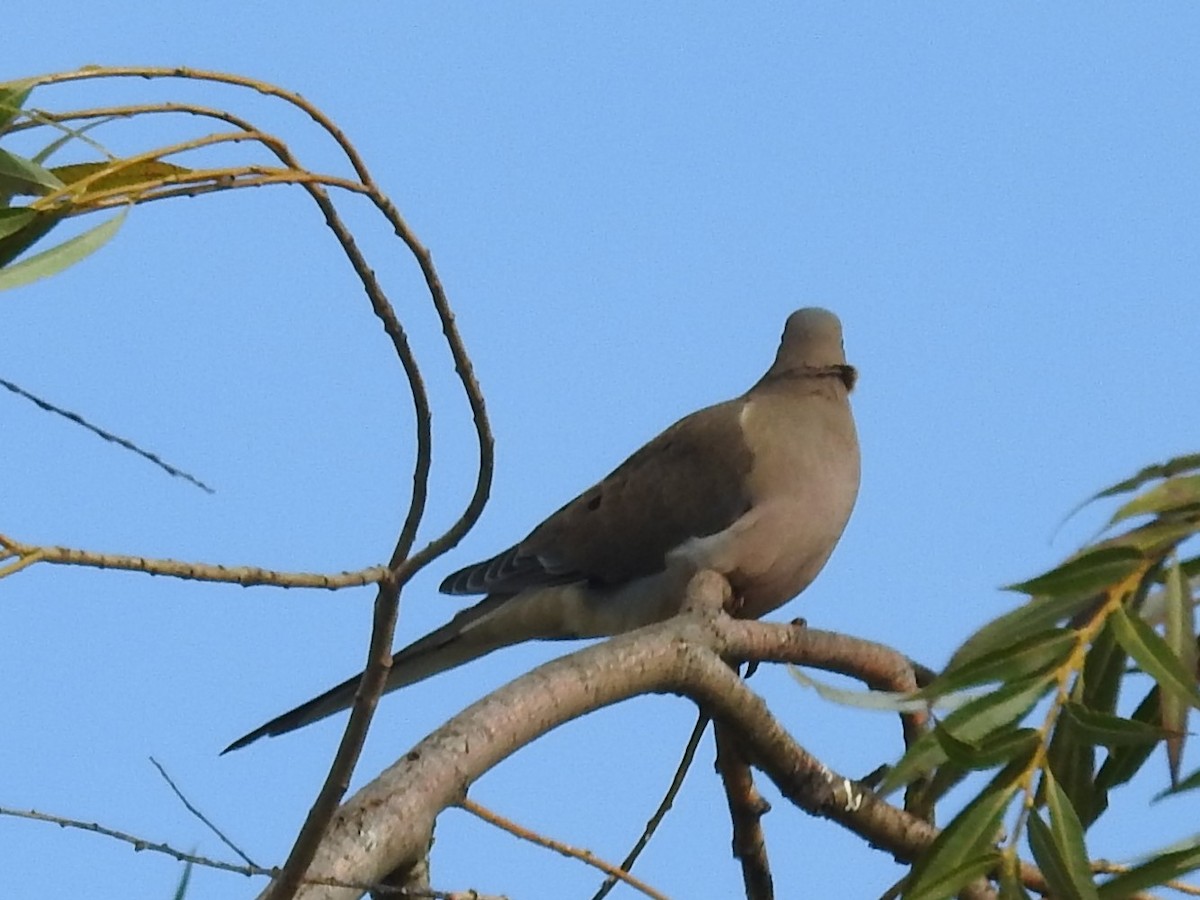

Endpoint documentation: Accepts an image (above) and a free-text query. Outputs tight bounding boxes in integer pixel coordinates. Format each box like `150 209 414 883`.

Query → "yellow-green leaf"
0 208 126 291
1110 474 1200 525
1086 455 1200 504
0 79 34 131
1163 555 1196 784
49 159 192 194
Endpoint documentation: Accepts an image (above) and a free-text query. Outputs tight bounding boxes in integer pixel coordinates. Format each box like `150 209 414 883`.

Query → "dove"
225 308 859 752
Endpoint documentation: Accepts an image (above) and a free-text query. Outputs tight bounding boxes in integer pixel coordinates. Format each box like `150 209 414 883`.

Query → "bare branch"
458 798 668 900
714 721 774 900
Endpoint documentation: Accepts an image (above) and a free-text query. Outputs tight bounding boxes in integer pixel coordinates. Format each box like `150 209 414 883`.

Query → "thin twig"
0 535 388 588
458 798 668 900
591 713 709 900
149 757 256 867
0 376 213 493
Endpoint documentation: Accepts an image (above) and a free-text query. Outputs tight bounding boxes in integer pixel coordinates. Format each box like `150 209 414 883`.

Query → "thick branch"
281 575 936 900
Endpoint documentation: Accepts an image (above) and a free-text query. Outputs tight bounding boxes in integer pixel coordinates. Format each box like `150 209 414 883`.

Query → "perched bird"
224 308 860 753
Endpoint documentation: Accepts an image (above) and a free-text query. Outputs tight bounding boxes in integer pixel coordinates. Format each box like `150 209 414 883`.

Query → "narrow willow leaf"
904 763 1023 899
1081 621 1126 715
0 210 61 268
32 116 116 165
788 666 928 713
50 159 192 194
880 675 1052 795
1096 842 1200 898
1045 712 1100 830
1112 519 1200 556
1110 604 1200 710
1095 685 1161 790
1110 474 1200 525
0 208 126 291
1087 455 1200 504
903 851 1000 900
0 79 34 131
1008 546 1143 599
1061 702 1167 748
1045 775 1100 898
923 629 1075 700
1155 764 1200 798
0 207 36 240
1027 810 1097 900
906 760 969 820
0 147 66 197
1163 556 1196 784
934 727 1041 771
948 592 1104 672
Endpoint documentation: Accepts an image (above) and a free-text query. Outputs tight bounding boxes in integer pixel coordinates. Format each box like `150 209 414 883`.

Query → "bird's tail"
222 594 515 754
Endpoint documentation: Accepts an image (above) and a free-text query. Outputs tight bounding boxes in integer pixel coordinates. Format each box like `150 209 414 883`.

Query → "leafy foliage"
892 454 1200 897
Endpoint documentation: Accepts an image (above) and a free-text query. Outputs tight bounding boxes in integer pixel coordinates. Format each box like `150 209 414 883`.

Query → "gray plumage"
224 308 860 753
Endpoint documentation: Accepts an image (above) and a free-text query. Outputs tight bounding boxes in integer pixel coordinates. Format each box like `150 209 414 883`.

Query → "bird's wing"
440 398 755 596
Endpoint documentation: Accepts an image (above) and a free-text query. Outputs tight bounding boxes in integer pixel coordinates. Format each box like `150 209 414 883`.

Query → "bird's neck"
756 363 857 394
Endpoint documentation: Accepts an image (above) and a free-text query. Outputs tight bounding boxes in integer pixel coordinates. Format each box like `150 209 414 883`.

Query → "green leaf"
0 147 66 197
1110 603 1200 710
1061 702 1167 748
0 208 126 291
1086 454 1200 504
1081 621 1126 715
923 629 1076 700
1110 474 1200 525
1045 709 1101 830
1097 842 1200 898
0 207 36 241
948 592 1105 673
0 209 61 268
903 763 1023 899
1008 546 1143 599
789 666 927 713
880 675 1051 796
1044 775 1100 898
1027 809 1098 900
903 851 1001 900
0 79 34 132
1156 764 1200 798
934 727 1041 771
1095 685 1161 790
31 116 116 165
1111 518 1200 556
1162 555 1196 784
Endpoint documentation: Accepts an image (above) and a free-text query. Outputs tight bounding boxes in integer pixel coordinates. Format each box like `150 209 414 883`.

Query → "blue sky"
3 5 1199 898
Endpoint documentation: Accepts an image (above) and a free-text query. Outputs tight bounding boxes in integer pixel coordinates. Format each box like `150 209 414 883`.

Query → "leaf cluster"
886 454 1200 898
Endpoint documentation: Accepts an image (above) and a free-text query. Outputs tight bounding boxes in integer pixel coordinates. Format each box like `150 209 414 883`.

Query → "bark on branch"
278 572 933 900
